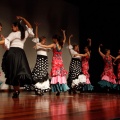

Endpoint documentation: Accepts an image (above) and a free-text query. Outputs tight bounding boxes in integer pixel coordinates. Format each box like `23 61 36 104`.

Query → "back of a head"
105 49 110 54
52 34 60 40
13 20 25 40
52 34 63 47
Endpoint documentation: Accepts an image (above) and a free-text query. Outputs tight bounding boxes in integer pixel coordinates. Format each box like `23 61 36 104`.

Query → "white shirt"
32 38 50 56
5 26 34 49
32 37 39 43
68 45 81 59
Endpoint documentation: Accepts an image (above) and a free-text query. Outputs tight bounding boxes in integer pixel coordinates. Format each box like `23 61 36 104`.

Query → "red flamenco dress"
98 55 116 89
50 46 69 92
81 55 94 91
116 58 120 90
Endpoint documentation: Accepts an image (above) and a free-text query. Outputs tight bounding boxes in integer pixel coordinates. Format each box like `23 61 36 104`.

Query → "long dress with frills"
50 45 69 92
81 55 94 91
67 45 86 91
98 55 116 89
31 38 50 94
1 26 34 87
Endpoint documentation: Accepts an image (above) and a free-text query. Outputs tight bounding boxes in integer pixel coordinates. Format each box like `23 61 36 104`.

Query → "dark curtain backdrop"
78 0 120 90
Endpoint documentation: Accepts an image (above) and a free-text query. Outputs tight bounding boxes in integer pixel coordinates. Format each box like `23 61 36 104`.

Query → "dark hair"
73 44 78 50
85 45 91 51
105 49 110 54
52 34 63 48
12 21 25 40
39 36 46 42
73 44 79 53
118 49 120 55
0 22 2 27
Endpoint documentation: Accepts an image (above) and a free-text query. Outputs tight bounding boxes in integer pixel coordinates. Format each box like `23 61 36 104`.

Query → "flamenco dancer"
98 44 116 92
67 34 86 94
36 29 69 96
31 22 50 95
113 49 120 91
75 38 94 92
0 16 34 98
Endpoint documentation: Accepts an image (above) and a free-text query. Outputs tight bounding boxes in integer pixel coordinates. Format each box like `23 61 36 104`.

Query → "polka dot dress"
68 58 82 80
32 55 49 83
67 58 84 89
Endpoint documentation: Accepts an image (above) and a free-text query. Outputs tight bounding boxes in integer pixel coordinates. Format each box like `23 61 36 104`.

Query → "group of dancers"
0 16 120 98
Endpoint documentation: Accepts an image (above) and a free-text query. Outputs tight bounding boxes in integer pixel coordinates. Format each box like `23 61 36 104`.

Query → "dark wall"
78 1 120 88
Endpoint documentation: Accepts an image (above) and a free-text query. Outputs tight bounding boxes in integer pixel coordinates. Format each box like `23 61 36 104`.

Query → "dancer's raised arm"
68 34 73 45
87 38 92 47
34 22 40 38
16 16 34 37
16 16 32 28
32 22 41 43
61 29 66 44
98 44 105 58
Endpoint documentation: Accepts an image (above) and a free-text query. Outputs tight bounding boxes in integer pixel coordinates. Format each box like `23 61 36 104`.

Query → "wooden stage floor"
0 91 120 120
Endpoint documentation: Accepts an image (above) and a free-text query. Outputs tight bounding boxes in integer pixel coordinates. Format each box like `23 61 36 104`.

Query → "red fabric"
101 56 116 80
82 55 91 84
50 49 67 77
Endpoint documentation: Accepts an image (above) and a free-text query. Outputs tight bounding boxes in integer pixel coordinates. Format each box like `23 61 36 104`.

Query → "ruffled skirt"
50 55 69 92
1 47 33 87
32 55 49 83
67 58 86 90
98 75 117 89
50 76 69 92
25 55 50 94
